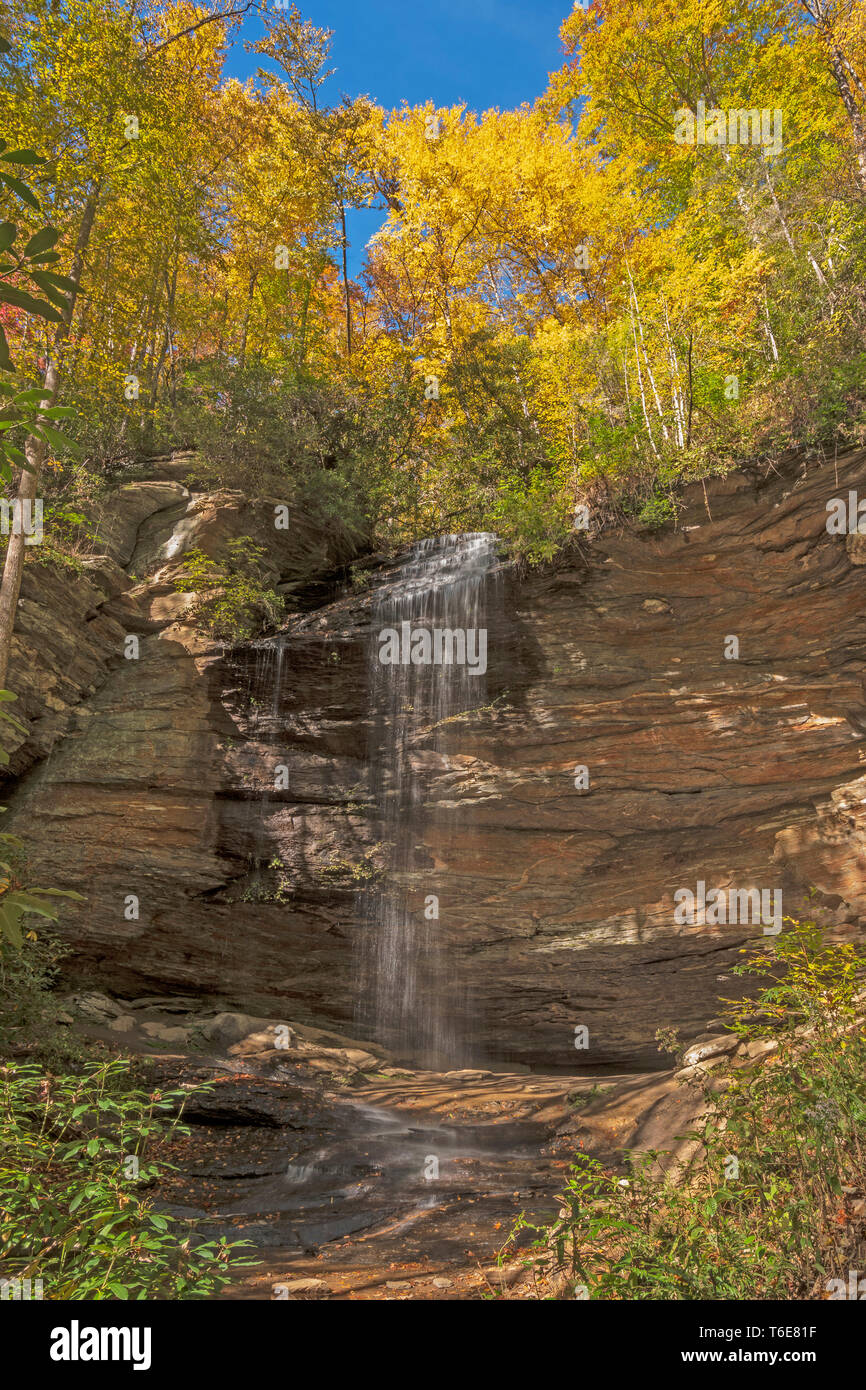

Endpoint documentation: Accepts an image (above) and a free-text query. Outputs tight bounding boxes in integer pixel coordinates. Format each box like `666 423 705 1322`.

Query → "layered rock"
6 447 866 1070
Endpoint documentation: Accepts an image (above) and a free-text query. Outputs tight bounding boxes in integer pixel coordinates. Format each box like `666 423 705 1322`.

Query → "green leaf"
32 422 77 452
19 886 85 900
0 284 62 322
30 268 78 295
0 902 24 947
0 171 41 210
1 150 44 166
26 273 68 310
22 226 59 256
10 387 51 405
0 221 16 253
0 323 12 370
7 891 61 919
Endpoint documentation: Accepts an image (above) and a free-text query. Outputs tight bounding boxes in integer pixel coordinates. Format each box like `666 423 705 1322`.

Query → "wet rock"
179 1083 310 1129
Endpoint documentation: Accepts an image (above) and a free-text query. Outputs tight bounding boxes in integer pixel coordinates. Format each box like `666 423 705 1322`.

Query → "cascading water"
243 639 287 889
356 532 501 1070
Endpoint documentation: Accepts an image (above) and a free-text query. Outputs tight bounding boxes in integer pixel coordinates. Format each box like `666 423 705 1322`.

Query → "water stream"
356 533 502 1069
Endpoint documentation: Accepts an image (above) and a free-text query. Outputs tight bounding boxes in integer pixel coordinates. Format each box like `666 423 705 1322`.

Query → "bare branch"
141 2 257 63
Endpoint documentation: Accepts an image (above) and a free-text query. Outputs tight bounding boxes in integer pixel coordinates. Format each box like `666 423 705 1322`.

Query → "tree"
247 7 376 361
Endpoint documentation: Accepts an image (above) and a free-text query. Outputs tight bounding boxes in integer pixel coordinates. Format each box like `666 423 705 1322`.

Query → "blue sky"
225 0 571 276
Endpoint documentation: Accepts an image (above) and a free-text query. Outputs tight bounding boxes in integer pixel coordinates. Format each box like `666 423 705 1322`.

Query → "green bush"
0 1057 252 1299
491 468 571 566
514 922 866 1300
174 536 284 642
155 362 377 546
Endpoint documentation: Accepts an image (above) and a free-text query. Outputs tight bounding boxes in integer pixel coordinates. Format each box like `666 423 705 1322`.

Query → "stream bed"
148 1051 639 1300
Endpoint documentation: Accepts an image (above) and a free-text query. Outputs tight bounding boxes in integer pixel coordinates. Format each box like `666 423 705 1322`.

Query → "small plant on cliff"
318 845 385 885
174 537 285 643
0 1057 254 1299
510 922 866 1300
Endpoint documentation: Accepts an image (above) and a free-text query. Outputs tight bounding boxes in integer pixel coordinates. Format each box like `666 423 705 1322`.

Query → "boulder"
91 481 191 567
65 992 124 1022
200 1012 279 1048
681 1034 739 1068
276 1278 331 1299
140 1022 192 1045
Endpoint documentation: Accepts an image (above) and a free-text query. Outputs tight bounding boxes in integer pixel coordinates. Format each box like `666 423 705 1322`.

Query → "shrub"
512 922 866 1300
490 468 571 566
0 1057 252 1300
174 537 284 642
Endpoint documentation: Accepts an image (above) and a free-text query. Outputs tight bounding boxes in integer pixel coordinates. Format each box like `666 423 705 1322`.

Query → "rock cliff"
6 447 866 1069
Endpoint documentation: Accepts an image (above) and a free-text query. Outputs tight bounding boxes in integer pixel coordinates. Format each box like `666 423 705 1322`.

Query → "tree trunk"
801 0 866 195
238 269 258 370
826 41 866 194
0 185 99 689
145 255 179 443
339 201 352 359
763 164 829 289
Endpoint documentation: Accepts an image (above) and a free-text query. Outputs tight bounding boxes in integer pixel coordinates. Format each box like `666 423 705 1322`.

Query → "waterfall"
244 639 287 889
356 532 501 1069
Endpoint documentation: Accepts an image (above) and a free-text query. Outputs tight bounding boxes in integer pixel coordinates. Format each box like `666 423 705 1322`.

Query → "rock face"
6 448 866 1070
